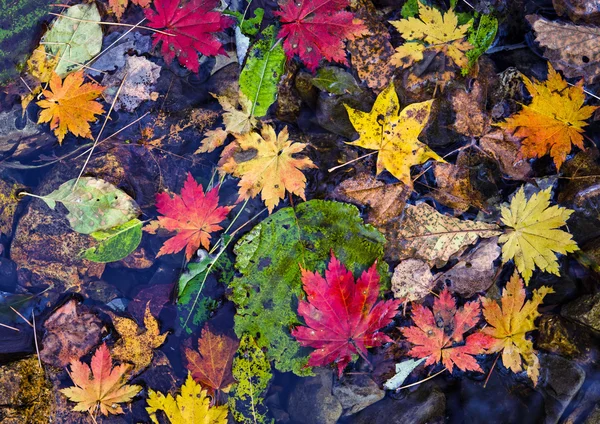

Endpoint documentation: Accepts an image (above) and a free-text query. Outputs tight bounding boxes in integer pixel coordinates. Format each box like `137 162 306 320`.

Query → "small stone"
562 293 600 333
287 368 343 424
333 374 385 416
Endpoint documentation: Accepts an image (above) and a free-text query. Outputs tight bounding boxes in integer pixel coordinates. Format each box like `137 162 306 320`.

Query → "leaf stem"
48 12 174 36
328 151 376 173
483 352 500 388
395 367 447 391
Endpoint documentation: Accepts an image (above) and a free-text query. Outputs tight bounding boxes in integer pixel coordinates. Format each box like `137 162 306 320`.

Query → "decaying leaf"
345 82 443 187
184 324 239 396
0 179 24 237
111 303 168 374
451 81 490 138
61 343 142 416
219 124 316 212
37 71 105 144
499 187 578 284
383 358 426 390
395 202 501 266
146 373 228 424
109 0 151 20
479 130 532 180
20 45 58 112
432 162 485 215
481 272 554 385
391 259 434 303
497 63 598 170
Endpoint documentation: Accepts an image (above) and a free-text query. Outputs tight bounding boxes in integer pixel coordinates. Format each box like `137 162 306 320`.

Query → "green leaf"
462 13 498 75
311 66 362 95
226 8 264 36
229 335 273 424
239 25 285 117
383 358 425 390
43 3 103 77
40 177 141 234
83 218 142 263
401 0 419 18
230 200 388 375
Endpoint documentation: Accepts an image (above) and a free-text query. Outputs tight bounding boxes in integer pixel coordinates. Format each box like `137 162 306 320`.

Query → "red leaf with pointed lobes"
144 172 233 261
401 289 493 373
275 0 368 72
145 0 234 72
292 252 401 376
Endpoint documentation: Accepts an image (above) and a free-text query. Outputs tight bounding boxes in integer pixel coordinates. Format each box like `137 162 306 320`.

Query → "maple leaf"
402 288 493 373
144 172 233 261
111 303 168 374
145 0 234 72
21 45 58 112
389 0 472 69
499 186 578 284
481 272 554 385
37 71 104 144
218 124 316 213
110 0 151 20
291 252 401 376
344 82 444 187
61 343 142 416
498 63 598 169
274 0 368 72
184 324 239 396
146 373 228 424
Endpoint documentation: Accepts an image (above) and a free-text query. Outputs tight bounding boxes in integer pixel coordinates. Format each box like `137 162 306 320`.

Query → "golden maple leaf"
481 272 554 386
498 63 598 169
61 343 142 416
218 124 316 213
499 186 578 284
389 0 472 69
111 303 168 374
344 82 443 187
21 45 58 112
37 70 104 144
146 373 228 424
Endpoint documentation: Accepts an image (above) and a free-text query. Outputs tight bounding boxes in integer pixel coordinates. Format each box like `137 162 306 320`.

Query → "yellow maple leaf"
111 303 168 374
146 373 228 424
218 124 316 213
498 63 598 169
21 45 58 112
481 272 554 386
389 0 472 68
499 186 578 284
344 82 443 186
37 70 105 144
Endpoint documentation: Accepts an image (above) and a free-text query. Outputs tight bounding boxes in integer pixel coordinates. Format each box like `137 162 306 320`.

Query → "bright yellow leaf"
481 272 554 386
21 46 58 112
146 373 228 424
499 186 578 284
344 82 443 186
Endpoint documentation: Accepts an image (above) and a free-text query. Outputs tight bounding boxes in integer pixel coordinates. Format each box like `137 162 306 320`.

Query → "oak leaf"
36 71 104 144
497 63 598 169
144 172 233 261
499 187 578 284
274 0 368 72
146 373 228 424
292 252 401 376
111 303 168 374
481 272 554 385
402 288 493 373
345 82 443 186
61 343 142 416
218 124 316 213
184 324 239 396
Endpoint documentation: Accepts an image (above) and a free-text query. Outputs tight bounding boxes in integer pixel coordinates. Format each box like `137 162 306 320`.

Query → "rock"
538 314 595 360
287 368 343 424
0 107 54 160
333 374 385 416
562 293 600 332
351 384 446 424
0 356 53 423
538 353 586 424
585 404 600 424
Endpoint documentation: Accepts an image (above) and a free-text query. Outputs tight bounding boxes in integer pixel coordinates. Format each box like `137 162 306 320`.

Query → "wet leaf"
451 81 491 138
61 343 142 416
479 130 532 180
383 358 425 390
481 272 554 385
0 179 23 237
20 45 57 112
432 162 485 215
311 66 361 95
463 13 498 74
83 218 143 263
391 259 434 303
109 0 151 20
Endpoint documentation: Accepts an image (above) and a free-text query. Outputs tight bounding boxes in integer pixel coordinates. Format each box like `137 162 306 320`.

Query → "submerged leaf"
83 218 143 263
383 358 426 390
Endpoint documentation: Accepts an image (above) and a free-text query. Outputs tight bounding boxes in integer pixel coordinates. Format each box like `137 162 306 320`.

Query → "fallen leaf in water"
109 0 151 20
451 82 491 138
479 130 532 180
432 162 485 215
391 259 435 303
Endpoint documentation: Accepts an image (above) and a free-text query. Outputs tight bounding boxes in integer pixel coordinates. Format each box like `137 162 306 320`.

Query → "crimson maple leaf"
292 252 401 376
145 0 234 72
401 289 493 373
275 0 368 72
144 172 233 261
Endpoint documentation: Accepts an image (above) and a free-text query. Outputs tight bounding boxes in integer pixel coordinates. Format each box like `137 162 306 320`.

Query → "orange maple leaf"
37 71 104 144
498 63 598 169
60 343 142 416
109 0 151 20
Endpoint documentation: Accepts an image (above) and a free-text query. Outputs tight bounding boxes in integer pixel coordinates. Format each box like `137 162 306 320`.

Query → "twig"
41 50 105 74
396 367 447 391
483 352 500 388
566 82 600 101
32 312 42 369
328 151 376 173
10 306 33 328
49 12 174 36
0 322 20 332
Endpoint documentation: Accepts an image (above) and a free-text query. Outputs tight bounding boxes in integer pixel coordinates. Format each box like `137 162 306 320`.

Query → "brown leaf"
451 82 491 138
558 148 600 204
40 299 103 368
391 259 435 302
432 162 485 215
479 130 532 180
527 14 600 83
553 0 600 24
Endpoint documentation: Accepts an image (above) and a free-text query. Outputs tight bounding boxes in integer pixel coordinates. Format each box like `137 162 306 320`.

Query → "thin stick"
396 367 447 391
566 82 600 101
41 50 105 74
19 76 34 94
0 322 20 332
328 151 376 173
483 352 500 388
10 306 33 328
32 312 42 369
48 12 174 36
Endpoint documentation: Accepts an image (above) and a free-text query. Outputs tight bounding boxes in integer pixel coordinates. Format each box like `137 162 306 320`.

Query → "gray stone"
287 368 342 424
562 293 600 332
333 374 385 416
585 404 600 424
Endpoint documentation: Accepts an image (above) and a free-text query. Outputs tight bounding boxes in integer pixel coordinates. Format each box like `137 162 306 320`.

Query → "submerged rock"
287 368 343 424
333 373 385 416
562 293 600 333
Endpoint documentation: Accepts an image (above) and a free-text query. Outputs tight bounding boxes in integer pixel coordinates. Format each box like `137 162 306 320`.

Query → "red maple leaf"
145 172 233 261
292 252 401 376
274 0 368 72
401 289 493 373
145 0 234 72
